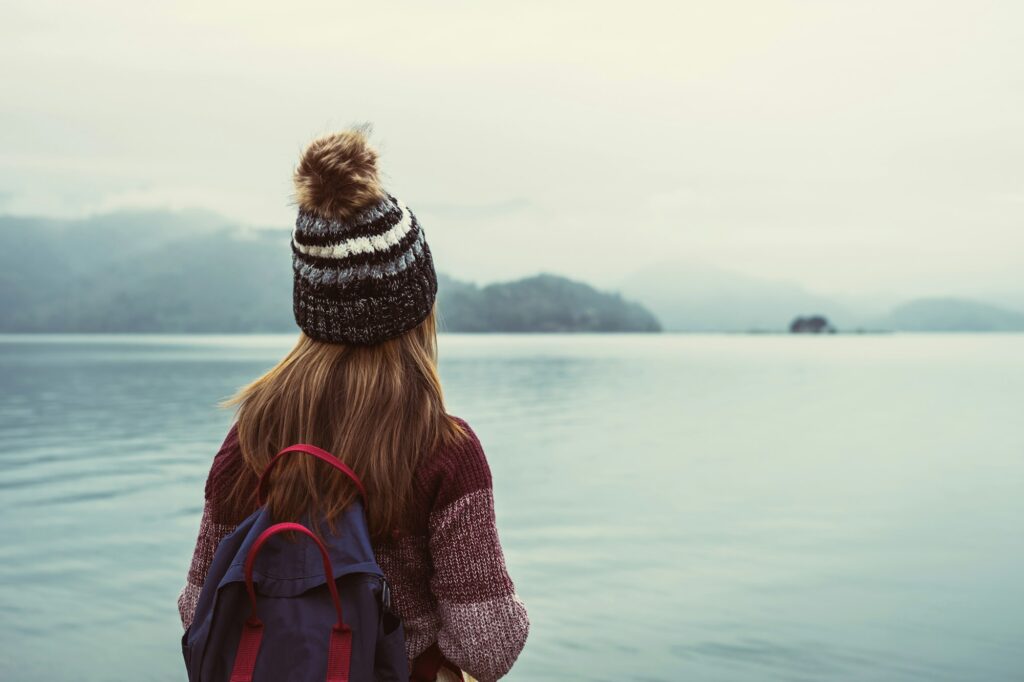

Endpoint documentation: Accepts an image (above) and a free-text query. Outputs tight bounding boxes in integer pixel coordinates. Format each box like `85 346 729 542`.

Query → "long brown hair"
224 306 462 540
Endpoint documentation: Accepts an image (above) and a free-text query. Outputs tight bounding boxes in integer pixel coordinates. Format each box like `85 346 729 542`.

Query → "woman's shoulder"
204 423 258 523
205 423 240 498
414 415 494 511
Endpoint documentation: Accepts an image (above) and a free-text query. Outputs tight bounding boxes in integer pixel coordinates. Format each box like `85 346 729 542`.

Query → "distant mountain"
619 261 857 332
620 260 1024 333
438 273 660 333
0 212 295 332
881 298 1024 332
0 212 659 333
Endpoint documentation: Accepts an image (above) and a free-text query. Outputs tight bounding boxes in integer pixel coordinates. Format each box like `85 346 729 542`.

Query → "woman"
178 128 529 680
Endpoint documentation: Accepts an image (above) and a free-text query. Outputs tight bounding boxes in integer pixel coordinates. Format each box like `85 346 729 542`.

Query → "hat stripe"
292 202 412 260
294 197 404 243
294 230 426 288
292 212 422 269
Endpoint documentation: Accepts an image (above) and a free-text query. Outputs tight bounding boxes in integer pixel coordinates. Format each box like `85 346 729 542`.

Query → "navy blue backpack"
182 444 408 681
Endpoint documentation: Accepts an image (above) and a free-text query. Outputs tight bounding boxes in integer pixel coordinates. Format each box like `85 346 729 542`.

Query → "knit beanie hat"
291 128 437 345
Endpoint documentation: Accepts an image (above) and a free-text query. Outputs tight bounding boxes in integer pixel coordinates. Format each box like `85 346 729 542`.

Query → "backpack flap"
218 505 382 598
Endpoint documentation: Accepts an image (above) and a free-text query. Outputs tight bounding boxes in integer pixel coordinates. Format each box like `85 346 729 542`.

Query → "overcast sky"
2 1 1022 298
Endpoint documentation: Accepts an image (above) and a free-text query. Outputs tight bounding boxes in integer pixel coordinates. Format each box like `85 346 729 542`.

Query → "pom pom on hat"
293 126 385 220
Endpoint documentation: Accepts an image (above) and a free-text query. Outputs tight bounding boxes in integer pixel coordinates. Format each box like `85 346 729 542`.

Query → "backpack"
182 444 408 681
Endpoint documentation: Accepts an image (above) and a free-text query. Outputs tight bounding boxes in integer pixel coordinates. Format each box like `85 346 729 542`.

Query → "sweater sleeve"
177 425 257 630
178 499 237 629
428 425 529 681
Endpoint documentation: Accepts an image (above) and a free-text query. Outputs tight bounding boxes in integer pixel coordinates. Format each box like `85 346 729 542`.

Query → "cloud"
1 0 1022 297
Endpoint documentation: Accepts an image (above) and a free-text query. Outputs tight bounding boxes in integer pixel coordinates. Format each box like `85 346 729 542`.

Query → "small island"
789 315 836 334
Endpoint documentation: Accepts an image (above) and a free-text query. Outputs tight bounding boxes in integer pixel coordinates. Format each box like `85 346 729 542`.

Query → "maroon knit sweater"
178 418 529 681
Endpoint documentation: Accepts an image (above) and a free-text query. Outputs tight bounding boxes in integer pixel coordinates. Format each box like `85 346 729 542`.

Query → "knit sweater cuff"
429 485 529 679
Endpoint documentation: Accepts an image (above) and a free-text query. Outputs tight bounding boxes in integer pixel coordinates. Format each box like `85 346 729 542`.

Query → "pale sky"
2 1 1022 299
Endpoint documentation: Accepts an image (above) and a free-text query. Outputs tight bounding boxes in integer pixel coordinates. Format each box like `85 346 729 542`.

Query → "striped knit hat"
291 128 437 345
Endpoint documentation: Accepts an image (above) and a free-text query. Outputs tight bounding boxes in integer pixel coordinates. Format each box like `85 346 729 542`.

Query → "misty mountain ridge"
882 298 1024 332
620 259 1024 332
619 260 857 332
0 210 1020 333
0 212 658 333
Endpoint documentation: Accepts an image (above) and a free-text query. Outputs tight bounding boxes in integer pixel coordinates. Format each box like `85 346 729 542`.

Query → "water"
0 333 1021 681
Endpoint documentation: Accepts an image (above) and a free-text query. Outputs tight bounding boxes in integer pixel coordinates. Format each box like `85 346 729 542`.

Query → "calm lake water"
0 333 1021 681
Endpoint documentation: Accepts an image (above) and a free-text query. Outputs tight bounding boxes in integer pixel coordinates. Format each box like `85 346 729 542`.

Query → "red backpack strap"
257 444 366 506
231 522 353 682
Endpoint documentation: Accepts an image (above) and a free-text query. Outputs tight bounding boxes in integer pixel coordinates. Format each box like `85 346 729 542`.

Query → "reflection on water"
0 333 1022 681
